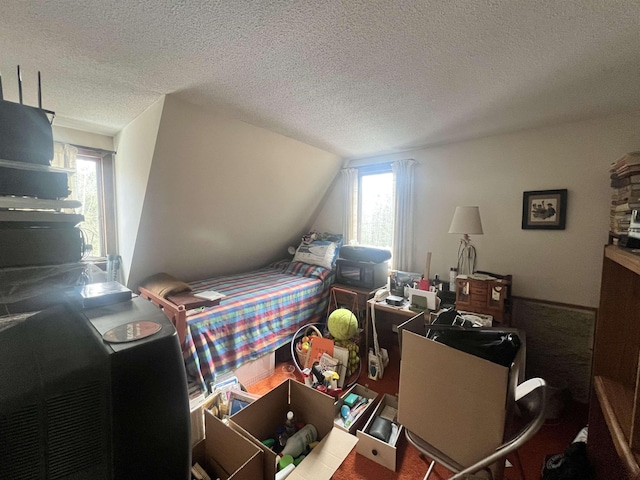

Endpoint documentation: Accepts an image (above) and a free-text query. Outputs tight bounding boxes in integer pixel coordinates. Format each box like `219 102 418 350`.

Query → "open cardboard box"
192 410 263 480
229 379 358 479
334 383 379 434
396 313 521 467
356 393 403 471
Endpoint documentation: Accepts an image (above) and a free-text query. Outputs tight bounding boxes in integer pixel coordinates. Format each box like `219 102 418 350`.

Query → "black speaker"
339 245 392 263
0 100 53 165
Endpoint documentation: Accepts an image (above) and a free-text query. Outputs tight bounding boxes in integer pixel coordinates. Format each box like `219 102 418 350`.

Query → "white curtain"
341 168 358 245
391 159 416 271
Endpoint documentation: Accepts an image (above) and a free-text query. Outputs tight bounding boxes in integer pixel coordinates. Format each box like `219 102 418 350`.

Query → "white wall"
125 94 343 288
113 96 166 285
52 125 114 151
315 111 640 307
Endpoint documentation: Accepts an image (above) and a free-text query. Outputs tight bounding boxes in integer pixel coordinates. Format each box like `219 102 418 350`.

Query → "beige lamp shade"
448 206 483 235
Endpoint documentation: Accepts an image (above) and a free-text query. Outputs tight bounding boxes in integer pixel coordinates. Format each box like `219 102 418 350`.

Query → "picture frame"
522 189 567 230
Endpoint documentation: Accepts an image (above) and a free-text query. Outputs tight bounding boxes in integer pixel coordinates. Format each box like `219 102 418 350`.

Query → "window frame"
74 146 117 259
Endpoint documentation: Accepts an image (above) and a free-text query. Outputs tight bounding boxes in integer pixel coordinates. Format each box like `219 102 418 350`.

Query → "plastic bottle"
275 426 288 454
284 410 296 436
432 274 442 291
449 267 458 290
280 423 318 458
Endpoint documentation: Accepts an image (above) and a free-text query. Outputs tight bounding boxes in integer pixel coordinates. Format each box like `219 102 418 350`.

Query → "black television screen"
0 296 191 479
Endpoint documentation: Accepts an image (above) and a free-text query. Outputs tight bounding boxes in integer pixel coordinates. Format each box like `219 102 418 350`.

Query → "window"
344 159 415 271
52 143 116 258
357 164 394 248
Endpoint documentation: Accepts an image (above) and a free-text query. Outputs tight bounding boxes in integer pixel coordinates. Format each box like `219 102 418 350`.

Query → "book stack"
609 152 640 237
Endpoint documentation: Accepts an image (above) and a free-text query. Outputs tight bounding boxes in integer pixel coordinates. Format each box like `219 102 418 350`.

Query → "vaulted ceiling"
1 1 639 158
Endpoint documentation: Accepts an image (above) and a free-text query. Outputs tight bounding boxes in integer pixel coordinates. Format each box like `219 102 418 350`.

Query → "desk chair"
406 377 548 480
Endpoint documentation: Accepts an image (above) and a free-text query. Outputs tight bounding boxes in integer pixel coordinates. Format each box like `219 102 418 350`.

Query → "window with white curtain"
343 159 416 271
357 164 394 249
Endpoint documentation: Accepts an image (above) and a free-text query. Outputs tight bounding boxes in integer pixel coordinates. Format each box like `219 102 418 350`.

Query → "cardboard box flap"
203 411 263 480
289 428 358 480
290 379 335 438
398 329 509 467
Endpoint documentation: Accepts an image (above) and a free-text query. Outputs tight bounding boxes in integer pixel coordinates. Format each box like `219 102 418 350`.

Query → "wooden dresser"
588 245 640 479
454 273 512 324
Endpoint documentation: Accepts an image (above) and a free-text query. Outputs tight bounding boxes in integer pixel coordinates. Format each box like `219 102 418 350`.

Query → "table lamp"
448 206 483 275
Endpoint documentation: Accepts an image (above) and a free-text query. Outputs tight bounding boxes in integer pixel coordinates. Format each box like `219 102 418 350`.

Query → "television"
335 259 389 290
0 296 191 479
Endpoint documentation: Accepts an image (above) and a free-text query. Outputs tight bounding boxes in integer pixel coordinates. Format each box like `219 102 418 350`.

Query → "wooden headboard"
138 286 187 346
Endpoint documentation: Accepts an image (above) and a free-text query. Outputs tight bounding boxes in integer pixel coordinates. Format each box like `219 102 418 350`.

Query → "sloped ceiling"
1 1 639 158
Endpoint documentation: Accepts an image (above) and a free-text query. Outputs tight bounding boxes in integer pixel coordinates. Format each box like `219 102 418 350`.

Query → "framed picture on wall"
522 189 567 230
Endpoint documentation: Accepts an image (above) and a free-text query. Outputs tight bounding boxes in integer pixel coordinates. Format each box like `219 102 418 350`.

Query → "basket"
294 324 323 368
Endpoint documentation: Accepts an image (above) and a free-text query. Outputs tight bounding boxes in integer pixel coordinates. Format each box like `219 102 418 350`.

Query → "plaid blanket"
183 260 333 390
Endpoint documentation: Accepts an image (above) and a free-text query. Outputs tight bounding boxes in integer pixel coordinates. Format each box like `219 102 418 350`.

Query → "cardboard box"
356 393 403 471
334 383 379 434
397 314 520 467
192 410 263 480
230 379 358 479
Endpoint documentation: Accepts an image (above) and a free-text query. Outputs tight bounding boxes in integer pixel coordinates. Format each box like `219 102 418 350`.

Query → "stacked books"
609 152 640 237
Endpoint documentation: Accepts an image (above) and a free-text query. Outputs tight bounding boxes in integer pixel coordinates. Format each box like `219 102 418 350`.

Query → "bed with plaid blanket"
182 260 333 390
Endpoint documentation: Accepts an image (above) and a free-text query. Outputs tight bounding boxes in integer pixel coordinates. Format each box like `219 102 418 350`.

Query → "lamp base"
457 239 477 276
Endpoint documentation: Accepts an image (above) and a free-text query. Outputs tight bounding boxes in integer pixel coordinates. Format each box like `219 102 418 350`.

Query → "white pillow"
293 240 338 270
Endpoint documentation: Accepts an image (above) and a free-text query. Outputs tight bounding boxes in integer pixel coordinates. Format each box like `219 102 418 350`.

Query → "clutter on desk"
389 269 422 297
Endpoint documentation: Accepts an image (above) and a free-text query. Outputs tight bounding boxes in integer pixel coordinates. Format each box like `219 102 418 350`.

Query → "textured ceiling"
1 1 639 158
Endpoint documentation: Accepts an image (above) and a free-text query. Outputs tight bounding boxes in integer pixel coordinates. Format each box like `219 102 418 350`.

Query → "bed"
139 259 335 391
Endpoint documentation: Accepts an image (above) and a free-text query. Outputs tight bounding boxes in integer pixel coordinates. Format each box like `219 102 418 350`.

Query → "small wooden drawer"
470 284 488 295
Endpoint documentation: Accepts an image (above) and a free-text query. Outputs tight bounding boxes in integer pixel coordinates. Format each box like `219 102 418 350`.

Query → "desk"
365 298 417 355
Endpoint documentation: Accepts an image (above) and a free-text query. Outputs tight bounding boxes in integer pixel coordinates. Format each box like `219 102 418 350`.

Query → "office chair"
406 377 548 480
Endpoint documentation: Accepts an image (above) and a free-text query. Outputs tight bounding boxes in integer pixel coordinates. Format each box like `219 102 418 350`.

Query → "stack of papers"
193 290 226 301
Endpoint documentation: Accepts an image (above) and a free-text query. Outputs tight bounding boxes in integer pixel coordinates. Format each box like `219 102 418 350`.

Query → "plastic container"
275 463 296 480
280 424 318 458
284 410 296 436
276 426 288 453
449 267 458 291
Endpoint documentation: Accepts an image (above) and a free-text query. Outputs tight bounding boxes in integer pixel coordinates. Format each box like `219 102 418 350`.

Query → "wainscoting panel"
512 298 595 404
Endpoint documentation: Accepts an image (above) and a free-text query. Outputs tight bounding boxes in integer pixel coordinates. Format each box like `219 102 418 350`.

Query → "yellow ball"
328 308 358 340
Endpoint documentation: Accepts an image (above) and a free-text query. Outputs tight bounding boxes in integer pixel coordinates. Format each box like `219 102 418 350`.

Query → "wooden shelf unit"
588 245 640 478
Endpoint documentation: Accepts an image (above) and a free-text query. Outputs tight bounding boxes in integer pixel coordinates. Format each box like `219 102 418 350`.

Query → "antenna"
17 65 23 104
0 71 3 101
38 71 42 109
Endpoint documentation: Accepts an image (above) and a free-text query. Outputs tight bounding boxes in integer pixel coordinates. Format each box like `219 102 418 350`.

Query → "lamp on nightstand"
448 206 483 276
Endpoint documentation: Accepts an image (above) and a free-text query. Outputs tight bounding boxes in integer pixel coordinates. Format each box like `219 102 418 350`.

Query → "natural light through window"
74 157 102 257
359 171 393 248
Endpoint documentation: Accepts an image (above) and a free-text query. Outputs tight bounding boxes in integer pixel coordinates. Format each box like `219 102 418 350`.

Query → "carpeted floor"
246 344 588 480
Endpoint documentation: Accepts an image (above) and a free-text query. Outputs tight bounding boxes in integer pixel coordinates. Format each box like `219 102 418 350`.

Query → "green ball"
328 308 358 340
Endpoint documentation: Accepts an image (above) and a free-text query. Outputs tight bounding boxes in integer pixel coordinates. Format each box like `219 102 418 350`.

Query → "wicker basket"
295 324 323 368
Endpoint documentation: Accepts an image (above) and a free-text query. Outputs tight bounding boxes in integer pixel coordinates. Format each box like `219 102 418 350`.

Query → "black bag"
0 100 53 165
425 310 521 368
542 442 594 480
